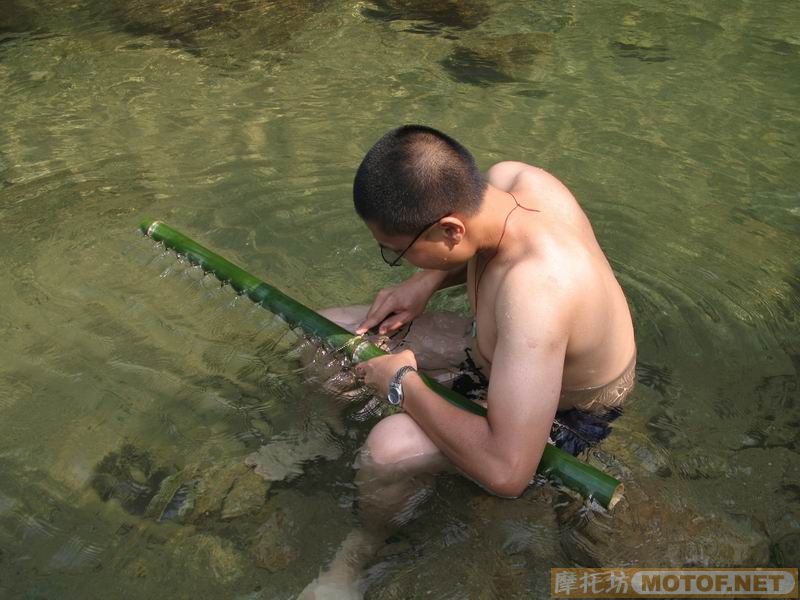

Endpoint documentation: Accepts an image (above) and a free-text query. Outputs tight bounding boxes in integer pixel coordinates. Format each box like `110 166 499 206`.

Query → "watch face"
388 385 401 406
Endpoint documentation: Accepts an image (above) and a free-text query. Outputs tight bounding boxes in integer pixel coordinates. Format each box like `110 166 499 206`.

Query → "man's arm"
401 267 570 497
356 265 466 335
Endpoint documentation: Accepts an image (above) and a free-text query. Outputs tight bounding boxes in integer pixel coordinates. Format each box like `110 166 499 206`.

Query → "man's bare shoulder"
486 161 539 190
486 161 573 197
494 258 577 332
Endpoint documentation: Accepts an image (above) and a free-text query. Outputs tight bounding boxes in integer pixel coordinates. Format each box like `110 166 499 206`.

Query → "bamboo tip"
139 219 163 238
607 483 624 510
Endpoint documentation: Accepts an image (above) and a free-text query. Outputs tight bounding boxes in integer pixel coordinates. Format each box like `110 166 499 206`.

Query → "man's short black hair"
353 125 487 235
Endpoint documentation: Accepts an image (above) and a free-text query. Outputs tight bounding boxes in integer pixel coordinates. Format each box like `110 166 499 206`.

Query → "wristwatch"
387 365 417 408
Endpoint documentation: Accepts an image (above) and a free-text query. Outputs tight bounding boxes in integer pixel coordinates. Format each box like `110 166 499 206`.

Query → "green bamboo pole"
140 219 623 509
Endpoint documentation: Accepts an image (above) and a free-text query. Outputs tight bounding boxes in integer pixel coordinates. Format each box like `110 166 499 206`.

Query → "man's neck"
469 185 520 255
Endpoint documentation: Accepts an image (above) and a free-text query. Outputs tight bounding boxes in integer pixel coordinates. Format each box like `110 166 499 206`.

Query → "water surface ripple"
1 0 799 597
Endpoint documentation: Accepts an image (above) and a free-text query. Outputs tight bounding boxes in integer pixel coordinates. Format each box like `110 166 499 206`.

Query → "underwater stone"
440 33 553 87
145 458 271 523
105 0 333 65
249 488 348 574
143 465 200 522
191 461 249 519
188 533 244 584
375 489 557 599
0 1 39 34
90 443 171 516
669 448 731 480
250 508 300 572
220 468 268 520
245 431 342 482
610 29 672 63
557 474 770 567
361 0 490 31
771 532 800 567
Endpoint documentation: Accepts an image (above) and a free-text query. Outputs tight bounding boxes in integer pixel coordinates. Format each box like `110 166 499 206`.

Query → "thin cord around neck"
473 192 540 315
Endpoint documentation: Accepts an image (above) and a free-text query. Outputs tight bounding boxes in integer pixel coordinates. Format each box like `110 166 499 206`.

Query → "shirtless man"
300 125 636 598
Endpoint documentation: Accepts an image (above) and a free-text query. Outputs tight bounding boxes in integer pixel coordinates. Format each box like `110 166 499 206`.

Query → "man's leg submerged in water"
298 306 472 599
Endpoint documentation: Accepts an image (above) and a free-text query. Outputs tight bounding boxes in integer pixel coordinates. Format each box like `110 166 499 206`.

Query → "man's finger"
356 297 394 334
355 298 387 334
378 313 408 335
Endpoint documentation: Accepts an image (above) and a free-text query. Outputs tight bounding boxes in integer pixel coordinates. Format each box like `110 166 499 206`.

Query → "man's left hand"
354 349 418 398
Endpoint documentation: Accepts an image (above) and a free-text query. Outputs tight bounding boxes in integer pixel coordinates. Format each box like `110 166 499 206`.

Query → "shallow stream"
1 1 798 597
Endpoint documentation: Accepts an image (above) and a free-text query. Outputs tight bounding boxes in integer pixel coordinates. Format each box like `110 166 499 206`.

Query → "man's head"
354 125 487 267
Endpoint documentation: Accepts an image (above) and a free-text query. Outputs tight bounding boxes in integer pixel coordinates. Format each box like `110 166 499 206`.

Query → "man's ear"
437 216 466 248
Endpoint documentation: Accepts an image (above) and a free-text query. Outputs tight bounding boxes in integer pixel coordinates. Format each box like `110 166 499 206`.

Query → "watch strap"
393 365 417 386
388 365 417 407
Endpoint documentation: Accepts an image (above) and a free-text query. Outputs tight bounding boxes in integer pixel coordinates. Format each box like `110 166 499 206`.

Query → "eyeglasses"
380 214 450 267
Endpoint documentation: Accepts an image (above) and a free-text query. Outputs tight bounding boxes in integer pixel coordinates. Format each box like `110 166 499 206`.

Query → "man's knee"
318 305 370 333
363 414 441 467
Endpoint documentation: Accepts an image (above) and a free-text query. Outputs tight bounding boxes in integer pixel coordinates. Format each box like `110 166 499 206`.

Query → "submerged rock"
556 474 770 567
610 23 672 63
221 468 267 520
250 508 300 572
373 487 561 599
244 430 342 482
179 533 245 584
771 532 800 567
143 464 200 523
361 0 490 32
105 0 333 65
0 0 39 34
144 459 268 523
90 443 171 516
440 32 554 87
249 489 348 575
192 461 249 519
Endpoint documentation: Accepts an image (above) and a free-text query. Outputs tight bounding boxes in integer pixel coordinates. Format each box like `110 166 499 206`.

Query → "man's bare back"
468 161 636 409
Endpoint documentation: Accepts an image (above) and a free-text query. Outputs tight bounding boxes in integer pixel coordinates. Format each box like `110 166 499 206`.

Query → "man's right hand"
355 270 446 335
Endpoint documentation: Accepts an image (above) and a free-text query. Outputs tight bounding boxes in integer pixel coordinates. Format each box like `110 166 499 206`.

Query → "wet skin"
300 162 636 598
349 161 637 497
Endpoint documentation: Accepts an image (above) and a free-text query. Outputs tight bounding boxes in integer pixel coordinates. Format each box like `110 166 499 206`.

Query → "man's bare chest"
466 257 501 367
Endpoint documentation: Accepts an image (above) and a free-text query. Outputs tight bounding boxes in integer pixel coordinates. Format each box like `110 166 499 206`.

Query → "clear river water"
1 0 798 598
